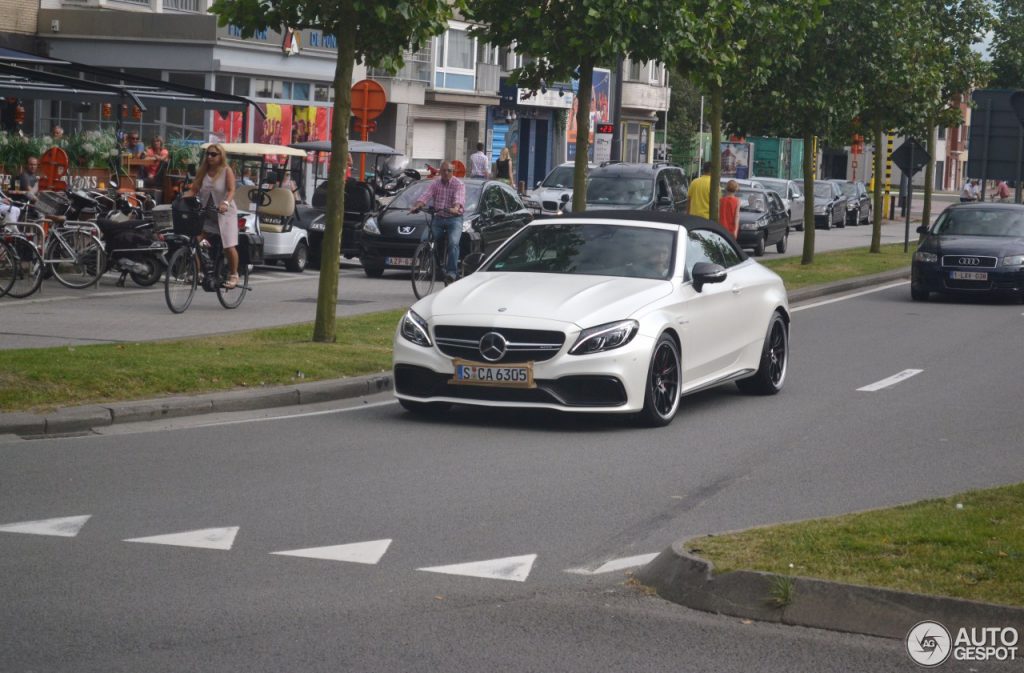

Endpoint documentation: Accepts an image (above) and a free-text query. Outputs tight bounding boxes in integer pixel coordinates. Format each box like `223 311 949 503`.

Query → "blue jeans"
423 215 462 278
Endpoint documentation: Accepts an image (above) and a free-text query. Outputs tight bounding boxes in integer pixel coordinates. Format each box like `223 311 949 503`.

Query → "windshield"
836 182 858 197
758 179 786 195
586 177 654 206
813 184 834 199
932 208 1024 237
388 179 482 214
484 222 676 280
738 190 768 212
541 166 576 189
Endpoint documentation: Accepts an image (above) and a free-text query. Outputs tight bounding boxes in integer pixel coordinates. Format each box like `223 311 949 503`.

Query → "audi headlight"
362 216 380 235
399 309 432 347
1002 254 1024 266
569 319 639 355
813 204 825 213
913 251 938 264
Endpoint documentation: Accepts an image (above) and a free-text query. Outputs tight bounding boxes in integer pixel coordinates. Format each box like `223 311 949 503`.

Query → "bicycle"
410 207 460 299
163 197 250 314
0 222 45 299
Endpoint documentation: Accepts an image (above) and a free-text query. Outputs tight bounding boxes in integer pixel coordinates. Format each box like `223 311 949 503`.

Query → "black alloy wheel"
776 228 788 254
736 311 788 395
753 233 766 257
637 334 681 427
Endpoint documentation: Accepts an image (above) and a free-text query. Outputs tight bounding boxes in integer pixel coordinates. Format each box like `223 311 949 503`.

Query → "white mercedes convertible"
392 212 790 426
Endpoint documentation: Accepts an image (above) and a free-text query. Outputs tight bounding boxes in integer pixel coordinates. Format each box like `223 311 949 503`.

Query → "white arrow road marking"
565 552 660 575
0 514 92 537
124 526 239 550
271 539 392 565
418 554 537 582
857 369 924 392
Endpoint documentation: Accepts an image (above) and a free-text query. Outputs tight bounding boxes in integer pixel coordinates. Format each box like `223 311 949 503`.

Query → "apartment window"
434 26 476 91
255 79 282 99
503 47 522 72
314 84 335 102
164 0 200 11
937 126 946 140
477 43 499 65
627 59 641 81
648 62 663 85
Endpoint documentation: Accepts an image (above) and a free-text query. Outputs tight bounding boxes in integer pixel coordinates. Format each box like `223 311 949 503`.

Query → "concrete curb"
787 267 910 303
0 373 392 437
635 542 1024 640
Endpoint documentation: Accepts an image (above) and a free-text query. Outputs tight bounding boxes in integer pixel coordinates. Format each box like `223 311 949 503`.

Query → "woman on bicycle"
185 143 240 289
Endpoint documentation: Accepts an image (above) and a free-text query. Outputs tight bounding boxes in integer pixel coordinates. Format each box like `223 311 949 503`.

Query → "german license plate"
950 270 988 281
386 256 414 267
449 359 535 388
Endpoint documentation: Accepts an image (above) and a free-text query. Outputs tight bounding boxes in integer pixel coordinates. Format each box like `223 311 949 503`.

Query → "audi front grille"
941 255 998 268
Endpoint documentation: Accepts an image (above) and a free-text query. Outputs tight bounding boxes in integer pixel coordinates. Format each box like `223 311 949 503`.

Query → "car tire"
753 234 766 257
736 311 788 396
285 242 308 272
794 223 804 232
910 284 929 301
849 207 859 226
835 209 845 228
399 399 452 415
776 229 788 254
363 266 385 278
637 334 681 427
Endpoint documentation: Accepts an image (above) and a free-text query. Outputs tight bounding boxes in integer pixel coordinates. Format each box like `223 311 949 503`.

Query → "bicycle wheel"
49 230 105 289
2 237 44 298
0 240 17 298
215 255 249 309
164 246 198 314
410 241 436 300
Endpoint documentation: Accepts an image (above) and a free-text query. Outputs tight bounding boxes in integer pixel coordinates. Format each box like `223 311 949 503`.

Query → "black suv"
581 162 689 212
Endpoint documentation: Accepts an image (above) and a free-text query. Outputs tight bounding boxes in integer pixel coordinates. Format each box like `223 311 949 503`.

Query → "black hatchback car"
582 162 689 212
911 203 1024 301
358 178 532 277
735 188 790 256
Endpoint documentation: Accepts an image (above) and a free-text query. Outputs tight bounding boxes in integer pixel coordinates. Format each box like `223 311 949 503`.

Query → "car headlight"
362 216 380 235
813 204 825 213
1002 254 1024 266
913 251 938 264
569 319 639 355
399 309 432 347
524 198 540 209
740 219 764 231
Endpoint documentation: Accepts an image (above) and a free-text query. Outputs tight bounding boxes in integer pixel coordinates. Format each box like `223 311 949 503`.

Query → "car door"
678 229 750 386
788 183 805 224
477 185 510 252
667 169 689 211
499 185 531 242
767 192 787 242
654 173 674 211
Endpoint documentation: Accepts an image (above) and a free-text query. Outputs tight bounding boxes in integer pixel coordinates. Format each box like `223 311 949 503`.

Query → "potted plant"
167 138 202 176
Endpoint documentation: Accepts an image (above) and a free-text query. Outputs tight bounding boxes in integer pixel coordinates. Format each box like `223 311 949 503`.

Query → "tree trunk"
312 19 356 343
922 120 936 233
708 84 722 224
870 125 883 254
800 132 815 265
571 62 594 213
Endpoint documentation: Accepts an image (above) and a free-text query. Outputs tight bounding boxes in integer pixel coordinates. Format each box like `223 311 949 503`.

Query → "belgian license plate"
950 270 988 281
386 256 414 267
449 359 535 388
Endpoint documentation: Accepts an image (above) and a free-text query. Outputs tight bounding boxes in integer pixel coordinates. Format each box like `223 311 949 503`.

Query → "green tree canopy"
990 0 1024 88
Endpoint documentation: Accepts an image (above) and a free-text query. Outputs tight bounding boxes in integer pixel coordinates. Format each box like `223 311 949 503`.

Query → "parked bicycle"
0 224 44 299
409 207 459 300
163 196 250 314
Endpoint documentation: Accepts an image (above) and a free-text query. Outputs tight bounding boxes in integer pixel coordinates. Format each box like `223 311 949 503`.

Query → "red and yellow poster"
211 111 244 143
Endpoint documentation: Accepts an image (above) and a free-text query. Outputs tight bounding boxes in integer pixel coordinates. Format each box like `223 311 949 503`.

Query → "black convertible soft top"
552 209 748 261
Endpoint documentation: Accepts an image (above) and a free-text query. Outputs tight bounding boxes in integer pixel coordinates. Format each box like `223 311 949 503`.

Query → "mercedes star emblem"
479 332 508 362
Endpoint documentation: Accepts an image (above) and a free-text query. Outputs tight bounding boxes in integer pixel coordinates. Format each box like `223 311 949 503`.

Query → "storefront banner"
211 111 244 143
567 68 611 161
721 142 753 179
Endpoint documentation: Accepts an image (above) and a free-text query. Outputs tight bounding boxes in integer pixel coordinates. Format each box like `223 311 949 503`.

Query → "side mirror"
462 251 486 275
657 196 673 207
535 181 542 189
692 261 727 292
916 225 929 235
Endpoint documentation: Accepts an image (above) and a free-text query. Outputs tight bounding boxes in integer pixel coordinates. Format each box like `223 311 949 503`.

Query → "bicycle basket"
171 196 204 236
34 191 70 217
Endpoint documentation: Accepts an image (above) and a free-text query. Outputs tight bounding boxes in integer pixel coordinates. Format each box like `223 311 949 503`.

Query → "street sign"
889 139 930 176
350 79 386 121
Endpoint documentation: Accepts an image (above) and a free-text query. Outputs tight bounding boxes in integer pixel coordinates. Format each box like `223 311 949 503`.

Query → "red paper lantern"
14 104 25 125
101 103 112 119
132 105 143 120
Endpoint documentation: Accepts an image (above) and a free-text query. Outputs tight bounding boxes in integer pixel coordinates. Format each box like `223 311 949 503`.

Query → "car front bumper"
393 319 655 413
736 228 767 247
912 262 1024 296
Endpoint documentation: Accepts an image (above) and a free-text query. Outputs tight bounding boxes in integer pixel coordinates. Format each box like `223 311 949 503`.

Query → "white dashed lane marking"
857 369 924 392
418 554 538 582
271 539 392 565
565 552 660 575
124 526 240 550
0 514 92 537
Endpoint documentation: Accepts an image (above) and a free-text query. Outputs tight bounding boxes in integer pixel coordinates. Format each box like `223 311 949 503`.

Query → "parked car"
735 188 790 256
523 161 595 216
583 163 688 212
393 211 790 426
300 179 376 268
756 177 806 230
911 203 1024 302
358 178 533 277
720 177 765 190
812 180 848 229
830 179 871 226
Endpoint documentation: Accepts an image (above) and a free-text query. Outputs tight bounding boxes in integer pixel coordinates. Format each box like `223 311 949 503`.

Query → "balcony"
620 81 670 113
476 62 499 95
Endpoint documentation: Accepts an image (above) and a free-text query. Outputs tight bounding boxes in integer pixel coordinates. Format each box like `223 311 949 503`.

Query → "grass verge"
761 242 913 290
686 483 1024 607
0 309 404 413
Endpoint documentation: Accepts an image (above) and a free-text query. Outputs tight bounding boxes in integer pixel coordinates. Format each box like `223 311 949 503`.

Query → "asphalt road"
2 283 1022 671
1 218 916 350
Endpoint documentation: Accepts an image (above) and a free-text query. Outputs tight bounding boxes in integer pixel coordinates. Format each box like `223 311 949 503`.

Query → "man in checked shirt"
410 161 466 283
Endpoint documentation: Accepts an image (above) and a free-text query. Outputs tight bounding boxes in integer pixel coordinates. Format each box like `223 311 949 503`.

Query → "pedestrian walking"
495 147 514 185
996 180 1011 203
687 162 712 219
719 179 741 238
469 143 490 179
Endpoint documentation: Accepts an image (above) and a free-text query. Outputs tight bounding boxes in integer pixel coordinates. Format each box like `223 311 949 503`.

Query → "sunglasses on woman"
206 152 220 158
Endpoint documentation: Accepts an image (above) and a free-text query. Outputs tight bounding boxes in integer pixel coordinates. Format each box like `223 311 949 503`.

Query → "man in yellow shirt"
688 162 712 219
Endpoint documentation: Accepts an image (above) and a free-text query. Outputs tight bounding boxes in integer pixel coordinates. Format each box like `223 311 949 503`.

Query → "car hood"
739 211 767 224
528 187 573 204
420 271 674 327
919 234 1024 257
583 202 646 211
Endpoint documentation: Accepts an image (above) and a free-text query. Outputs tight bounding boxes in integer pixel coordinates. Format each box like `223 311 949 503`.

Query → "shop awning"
290 140 402 155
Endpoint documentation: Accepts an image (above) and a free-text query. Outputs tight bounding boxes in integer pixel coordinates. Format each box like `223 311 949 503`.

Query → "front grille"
433 326 565 364
394 365 627 407
941 255 997 268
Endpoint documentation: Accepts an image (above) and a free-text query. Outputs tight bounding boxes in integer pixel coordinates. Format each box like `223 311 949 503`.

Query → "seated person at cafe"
122 132 145 158
142 135 170 186
16 155 39 203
